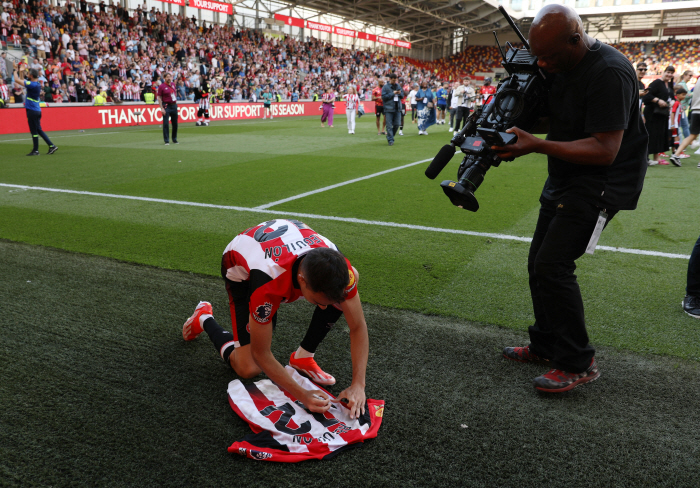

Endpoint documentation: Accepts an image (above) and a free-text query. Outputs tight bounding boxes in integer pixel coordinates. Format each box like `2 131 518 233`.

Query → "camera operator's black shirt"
541 41 648 210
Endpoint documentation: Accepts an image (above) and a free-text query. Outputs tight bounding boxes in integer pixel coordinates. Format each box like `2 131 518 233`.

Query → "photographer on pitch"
381 73 405 146
495 5 648 392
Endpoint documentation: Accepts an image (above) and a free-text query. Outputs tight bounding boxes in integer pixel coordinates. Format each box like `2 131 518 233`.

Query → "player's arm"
337 284 369 420
249 313 331 413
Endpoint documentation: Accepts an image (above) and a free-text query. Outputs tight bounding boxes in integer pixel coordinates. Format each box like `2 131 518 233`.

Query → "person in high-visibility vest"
144 91 155 104
13 66 58 156
93 92 107 105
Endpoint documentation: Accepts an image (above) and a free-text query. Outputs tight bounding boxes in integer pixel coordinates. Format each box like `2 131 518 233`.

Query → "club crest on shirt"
253 302 273 323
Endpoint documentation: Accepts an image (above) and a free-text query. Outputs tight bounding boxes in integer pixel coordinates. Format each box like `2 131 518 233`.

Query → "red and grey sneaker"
503 345 550 365
289 352 336 385
182 301 213 341
532 358 600 393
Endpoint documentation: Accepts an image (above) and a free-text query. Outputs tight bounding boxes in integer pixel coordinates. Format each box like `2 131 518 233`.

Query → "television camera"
424 6 549 212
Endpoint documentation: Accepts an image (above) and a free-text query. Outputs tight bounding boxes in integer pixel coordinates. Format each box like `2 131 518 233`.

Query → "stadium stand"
1 0 697 106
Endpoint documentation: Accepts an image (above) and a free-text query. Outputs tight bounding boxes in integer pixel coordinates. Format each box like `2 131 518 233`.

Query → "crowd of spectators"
1 0 699 107
0 0 440 104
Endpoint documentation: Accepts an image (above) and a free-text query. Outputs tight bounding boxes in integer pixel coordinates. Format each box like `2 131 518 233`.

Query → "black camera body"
425 8 549 212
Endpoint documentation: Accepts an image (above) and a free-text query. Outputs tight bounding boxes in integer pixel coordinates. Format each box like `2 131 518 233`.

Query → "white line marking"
0 182 691 260
254 158 433 209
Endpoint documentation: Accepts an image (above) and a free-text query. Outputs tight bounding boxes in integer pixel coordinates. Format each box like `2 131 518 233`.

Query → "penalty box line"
254 158 433 210
0 182 691 260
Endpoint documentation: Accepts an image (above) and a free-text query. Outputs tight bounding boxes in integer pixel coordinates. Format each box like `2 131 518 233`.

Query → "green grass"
2 240 700 487
1 115 700 485
1 116 698 359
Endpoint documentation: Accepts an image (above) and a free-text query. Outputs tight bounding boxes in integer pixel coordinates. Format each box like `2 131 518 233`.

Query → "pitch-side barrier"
0 100 378 135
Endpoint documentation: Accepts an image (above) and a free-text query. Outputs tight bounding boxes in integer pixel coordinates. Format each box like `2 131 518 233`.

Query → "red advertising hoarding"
358 32 376 42
190 0 233 15
377 36 395 46
663 26 700 36
306 20 332 33
0 101 376 135
162 0 186 5
273 13 305 28
396 40 411 49
334 26 357 38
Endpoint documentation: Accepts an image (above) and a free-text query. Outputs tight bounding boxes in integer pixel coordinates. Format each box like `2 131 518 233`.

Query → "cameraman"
495 5 647 393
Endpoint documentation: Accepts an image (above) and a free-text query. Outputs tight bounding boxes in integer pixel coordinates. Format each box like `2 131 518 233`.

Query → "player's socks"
295 346 314 359
203 317 236 364
299 305 343 353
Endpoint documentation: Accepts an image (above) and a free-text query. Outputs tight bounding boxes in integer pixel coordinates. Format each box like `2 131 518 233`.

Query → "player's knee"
232 360 261 379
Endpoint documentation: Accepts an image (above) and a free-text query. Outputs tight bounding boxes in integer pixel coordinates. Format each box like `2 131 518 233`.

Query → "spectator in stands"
643 66 675 166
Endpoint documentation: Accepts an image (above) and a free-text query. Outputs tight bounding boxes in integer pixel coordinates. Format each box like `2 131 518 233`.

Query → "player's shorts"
197 108 209 118
222 276 277 348
437 105 446 111
690 113 700 136
375 105 384 117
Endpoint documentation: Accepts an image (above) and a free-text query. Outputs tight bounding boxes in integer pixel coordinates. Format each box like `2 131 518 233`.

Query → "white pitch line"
0 182 691 260
254 158 433 210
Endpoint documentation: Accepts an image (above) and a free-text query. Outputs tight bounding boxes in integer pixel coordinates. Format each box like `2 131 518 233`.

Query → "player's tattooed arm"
338 288 368 420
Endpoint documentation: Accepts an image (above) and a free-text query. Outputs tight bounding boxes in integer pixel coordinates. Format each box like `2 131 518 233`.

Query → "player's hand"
490 126 539 159
336 383 366 420
301 389 331 413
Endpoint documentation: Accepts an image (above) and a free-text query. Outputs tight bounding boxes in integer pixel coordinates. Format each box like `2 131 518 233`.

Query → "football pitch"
1 114 700 486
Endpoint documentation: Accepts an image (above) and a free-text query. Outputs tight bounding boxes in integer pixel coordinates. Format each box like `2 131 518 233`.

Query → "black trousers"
26 109 53 151
527 196 617 373
162 104 178 142
688 234 700 296
454 107 470 131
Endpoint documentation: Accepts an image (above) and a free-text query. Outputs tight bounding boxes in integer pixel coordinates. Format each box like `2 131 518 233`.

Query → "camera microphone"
425 144 456 179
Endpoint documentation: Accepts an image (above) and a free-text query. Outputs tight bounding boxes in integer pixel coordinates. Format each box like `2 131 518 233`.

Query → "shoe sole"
289 364 336 385
682 301 700 319
670 160 682 167
534 370 600 393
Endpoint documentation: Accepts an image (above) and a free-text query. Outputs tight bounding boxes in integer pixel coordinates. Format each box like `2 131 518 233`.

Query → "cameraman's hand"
491 126 540 159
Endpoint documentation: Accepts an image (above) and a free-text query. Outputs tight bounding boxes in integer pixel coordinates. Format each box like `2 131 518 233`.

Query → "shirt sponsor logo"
253 302 273 323
250 450 273 460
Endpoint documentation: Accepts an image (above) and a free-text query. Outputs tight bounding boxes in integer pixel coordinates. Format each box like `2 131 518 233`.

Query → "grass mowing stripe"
0 182 691 260
0 119 284 143
253 158 433 209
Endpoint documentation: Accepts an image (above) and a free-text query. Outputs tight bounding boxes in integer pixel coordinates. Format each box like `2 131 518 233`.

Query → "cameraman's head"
529 4 587 74
298 248 351 306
